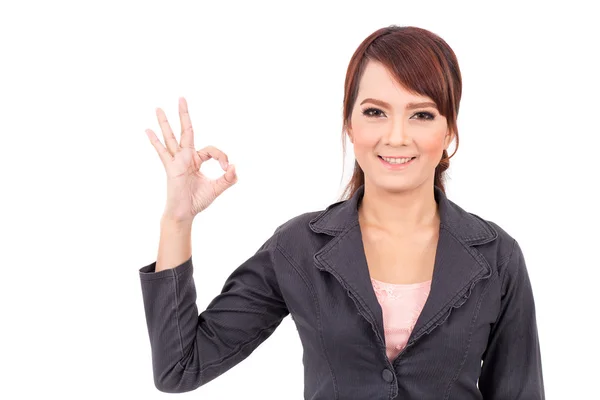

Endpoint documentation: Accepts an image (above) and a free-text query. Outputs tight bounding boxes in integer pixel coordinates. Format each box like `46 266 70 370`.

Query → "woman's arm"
138 227 289 393
155 215 193 272
478 239 545 399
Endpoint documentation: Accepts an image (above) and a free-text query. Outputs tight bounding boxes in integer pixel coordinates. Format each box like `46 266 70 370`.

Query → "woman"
139 25 545 399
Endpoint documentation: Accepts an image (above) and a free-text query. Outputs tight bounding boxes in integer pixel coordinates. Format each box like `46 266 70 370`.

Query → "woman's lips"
378 155 417 170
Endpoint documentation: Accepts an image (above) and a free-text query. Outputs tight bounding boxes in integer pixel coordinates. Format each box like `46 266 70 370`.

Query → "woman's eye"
362 107 384 118
361 108 435 120
414 112 435 120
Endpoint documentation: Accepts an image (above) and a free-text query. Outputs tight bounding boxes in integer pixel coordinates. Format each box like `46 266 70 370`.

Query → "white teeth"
381 156 413 164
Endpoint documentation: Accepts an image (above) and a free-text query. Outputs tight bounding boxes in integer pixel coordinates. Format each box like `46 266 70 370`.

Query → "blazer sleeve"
138 230 289 393
479 239 545 399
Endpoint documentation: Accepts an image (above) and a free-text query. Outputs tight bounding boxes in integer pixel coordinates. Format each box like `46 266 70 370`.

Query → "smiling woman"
346 61 453 194
340 26 462 201
139 24 545 400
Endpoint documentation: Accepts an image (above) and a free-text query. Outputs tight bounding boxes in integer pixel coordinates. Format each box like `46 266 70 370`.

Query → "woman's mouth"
378 155 417 170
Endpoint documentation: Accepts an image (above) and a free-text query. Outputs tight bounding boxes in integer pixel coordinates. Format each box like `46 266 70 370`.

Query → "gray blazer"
139 184 545 399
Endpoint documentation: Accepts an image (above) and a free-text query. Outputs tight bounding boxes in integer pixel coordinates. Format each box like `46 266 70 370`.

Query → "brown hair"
339 25 462 201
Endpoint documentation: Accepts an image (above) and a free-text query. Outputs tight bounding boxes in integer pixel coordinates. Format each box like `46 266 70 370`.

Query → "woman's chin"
369 177 415 193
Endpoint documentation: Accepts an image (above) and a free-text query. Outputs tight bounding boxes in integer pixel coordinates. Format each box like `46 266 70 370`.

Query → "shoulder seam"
498 238 518 295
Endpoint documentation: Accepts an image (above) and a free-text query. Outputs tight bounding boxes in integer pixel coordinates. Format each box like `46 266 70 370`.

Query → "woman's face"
348 60 454 193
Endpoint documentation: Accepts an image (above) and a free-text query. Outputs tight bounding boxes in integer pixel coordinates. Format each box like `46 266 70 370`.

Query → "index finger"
179 97 195 149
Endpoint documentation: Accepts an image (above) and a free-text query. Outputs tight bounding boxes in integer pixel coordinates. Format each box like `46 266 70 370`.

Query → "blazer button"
381 368 394 383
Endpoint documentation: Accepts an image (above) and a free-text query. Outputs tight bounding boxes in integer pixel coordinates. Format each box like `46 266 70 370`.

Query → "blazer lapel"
309 184 498 356
313 220 387 346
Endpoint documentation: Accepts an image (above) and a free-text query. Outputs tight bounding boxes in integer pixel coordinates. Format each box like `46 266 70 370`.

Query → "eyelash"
361 107 435 121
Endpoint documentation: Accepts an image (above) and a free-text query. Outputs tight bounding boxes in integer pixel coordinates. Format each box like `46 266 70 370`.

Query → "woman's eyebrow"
359 98 438 110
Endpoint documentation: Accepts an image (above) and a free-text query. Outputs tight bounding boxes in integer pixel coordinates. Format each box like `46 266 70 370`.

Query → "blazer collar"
308 184 498 366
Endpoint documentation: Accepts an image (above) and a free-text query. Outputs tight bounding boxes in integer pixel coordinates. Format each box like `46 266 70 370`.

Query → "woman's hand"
145 97 238 223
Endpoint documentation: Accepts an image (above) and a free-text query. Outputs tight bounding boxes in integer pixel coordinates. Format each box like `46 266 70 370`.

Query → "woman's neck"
358 181 440 236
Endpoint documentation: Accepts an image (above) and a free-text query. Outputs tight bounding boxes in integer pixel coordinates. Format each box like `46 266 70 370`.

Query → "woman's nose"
385 121 411 145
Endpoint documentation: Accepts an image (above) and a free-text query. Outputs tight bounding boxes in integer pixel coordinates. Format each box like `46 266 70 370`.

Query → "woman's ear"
347 127 354 144
443 129 454 151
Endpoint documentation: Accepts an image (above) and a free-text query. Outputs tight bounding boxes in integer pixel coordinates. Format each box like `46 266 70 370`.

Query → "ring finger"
155 107 179 156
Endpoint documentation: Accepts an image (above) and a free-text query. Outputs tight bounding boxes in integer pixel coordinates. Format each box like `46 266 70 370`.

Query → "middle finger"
179 97 195 149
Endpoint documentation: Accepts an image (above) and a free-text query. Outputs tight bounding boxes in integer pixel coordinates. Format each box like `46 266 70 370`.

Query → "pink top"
371 277 432 361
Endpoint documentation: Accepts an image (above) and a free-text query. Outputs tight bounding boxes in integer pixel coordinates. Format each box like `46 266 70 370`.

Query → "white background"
1 0 598 398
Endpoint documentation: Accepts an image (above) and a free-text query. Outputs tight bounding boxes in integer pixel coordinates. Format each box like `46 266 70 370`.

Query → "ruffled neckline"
370 277 432 289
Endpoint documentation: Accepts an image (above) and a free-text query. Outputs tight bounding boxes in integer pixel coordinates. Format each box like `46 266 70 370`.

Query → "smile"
378 155 417 170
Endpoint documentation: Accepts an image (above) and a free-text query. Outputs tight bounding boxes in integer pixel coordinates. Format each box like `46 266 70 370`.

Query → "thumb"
213 164 237 196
